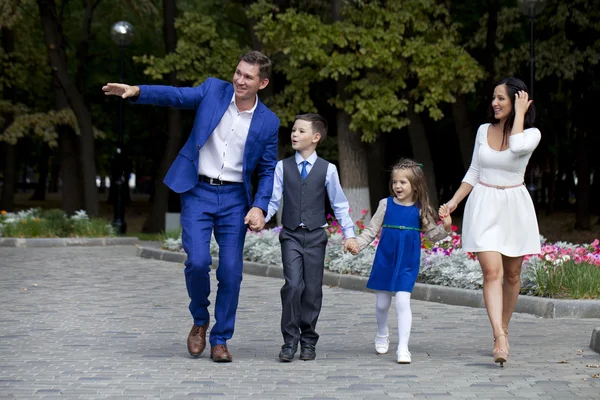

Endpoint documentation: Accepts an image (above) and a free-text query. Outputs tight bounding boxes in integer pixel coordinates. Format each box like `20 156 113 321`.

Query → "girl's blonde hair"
389 158 437 228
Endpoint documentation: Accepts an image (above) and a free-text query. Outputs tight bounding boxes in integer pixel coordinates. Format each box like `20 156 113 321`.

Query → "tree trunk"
407 108 439 206
51 69 84 213
332 0 370 222
367 138 387 217
48 156 60 193
30 143 51 201
0 144 17 212
336 85 371 221
451 94 474 170
574 84 591 230
59 127 84 214
37 0 98 216
75 0 100 95
0 27 17 211
142 0 183 233
574 126 590 230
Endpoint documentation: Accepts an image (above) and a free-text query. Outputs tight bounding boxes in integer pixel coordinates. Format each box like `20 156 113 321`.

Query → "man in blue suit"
103 51 279 363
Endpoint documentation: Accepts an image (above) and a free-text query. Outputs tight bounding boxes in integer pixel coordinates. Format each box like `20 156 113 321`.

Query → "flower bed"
162 212 600 299
0 208 115 238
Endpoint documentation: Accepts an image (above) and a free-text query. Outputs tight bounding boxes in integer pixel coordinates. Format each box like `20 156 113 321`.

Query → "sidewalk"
1 246 599 399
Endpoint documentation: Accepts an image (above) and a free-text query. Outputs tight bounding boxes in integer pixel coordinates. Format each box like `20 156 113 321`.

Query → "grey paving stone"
1 246 599 399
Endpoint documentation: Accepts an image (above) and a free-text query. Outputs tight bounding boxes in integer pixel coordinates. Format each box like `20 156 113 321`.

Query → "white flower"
71 210 90 221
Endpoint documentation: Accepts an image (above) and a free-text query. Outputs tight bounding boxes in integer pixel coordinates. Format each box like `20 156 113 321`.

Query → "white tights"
375 291 412 351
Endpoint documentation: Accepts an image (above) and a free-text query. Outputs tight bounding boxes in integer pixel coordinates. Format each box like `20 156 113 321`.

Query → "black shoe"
299 345 316 361
278 344 297 362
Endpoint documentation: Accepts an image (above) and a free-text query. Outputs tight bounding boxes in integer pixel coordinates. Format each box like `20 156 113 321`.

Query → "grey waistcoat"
281 156 329 231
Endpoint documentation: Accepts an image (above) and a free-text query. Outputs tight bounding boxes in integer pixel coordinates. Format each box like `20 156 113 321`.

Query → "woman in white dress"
439 77 541 367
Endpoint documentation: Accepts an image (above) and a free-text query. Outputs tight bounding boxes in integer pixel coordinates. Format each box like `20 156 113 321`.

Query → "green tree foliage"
135 11 246 84
467 1 600 82
0 0 51 124
1 105 104 146
250 0 484 140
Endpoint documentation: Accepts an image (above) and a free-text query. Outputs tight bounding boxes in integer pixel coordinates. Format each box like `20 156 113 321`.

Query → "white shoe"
375 335 390 354
396 349 411 364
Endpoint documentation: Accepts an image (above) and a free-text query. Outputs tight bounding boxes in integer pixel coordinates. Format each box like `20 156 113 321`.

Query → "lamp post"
518 0 545 99
110 21 134 234
518 1 545 206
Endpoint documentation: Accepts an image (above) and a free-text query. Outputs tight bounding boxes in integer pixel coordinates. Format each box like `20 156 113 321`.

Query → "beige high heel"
493 334 508 367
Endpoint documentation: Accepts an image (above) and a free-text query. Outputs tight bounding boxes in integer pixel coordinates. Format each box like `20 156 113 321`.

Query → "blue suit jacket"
134 78 280 212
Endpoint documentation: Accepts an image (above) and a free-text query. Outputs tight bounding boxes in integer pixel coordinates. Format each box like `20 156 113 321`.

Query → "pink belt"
479 181 524 190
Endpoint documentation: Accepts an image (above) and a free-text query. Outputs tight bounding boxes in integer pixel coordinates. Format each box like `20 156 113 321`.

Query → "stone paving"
1 245 599 399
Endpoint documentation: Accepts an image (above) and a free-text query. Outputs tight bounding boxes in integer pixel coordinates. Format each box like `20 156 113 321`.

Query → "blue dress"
366 197 421 293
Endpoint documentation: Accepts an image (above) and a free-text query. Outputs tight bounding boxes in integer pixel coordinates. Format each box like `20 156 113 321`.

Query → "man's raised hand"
102 83 139 99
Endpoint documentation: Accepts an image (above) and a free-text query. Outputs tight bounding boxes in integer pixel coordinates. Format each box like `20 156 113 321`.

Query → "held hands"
438 204 453 233
438 199 457 218
244 207 265 232
102 83 140 99
514 90 533 116
343 238 359 255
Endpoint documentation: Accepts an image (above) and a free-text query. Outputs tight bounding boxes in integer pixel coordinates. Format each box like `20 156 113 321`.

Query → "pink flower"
591 239 599 248
541 245 555 254
361 209 368 215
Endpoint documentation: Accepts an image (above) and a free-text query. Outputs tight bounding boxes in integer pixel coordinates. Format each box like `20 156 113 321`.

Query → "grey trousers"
279 226 328 346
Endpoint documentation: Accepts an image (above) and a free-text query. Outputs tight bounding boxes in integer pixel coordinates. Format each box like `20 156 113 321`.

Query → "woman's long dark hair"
488 77 536 147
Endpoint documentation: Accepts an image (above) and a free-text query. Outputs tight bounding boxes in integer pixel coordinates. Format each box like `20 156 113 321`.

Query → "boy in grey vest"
265 113 358 362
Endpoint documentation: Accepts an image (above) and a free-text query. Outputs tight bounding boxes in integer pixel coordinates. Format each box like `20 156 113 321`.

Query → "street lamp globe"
518 0 546 17
110 21 134 46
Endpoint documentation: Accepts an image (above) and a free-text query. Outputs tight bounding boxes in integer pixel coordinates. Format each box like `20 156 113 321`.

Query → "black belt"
198 175 239 186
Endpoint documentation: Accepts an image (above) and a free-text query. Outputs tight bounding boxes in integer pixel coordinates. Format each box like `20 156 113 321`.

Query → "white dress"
461 123 541 257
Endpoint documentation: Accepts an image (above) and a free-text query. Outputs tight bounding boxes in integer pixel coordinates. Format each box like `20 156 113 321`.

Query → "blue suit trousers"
180 180 248 346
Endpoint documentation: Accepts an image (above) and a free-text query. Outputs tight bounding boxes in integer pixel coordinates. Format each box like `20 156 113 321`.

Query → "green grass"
535 261 600 299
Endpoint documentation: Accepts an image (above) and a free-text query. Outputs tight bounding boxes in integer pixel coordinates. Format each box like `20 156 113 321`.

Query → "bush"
160 223 600 299
0 208 115 238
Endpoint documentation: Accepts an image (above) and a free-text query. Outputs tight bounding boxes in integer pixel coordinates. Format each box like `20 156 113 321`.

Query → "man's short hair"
295 113 328 143
239 51 272 81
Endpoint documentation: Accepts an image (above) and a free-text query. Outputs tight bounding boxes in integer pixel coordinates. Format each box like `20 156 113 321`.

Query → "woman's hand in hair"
514 90 533 117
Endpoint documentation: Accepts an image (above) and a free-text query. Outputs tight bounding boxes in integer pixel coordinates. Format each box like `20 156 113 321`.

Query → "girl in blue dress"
345 159 452 363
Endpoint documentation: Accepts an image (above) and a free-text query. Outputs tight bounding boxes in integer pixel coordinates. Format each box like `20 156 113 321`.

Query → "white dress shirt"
266 151 356 239
197 93 258 182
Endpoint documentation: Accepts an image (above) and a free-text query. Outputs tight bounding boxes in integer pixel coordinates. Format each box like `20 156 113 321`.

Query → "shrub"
0 208 115 238
160 221 600 299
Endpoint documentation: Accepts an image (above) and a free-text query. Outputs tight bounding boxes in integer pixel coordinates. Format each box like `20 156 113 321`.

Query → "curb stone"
136 246 600 320
0 237 139 247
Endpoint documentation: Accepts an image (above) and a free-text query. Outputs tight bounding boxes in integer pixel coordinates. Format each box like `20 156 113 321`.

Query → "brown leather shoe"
187 323 209 357
210 344 232 363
